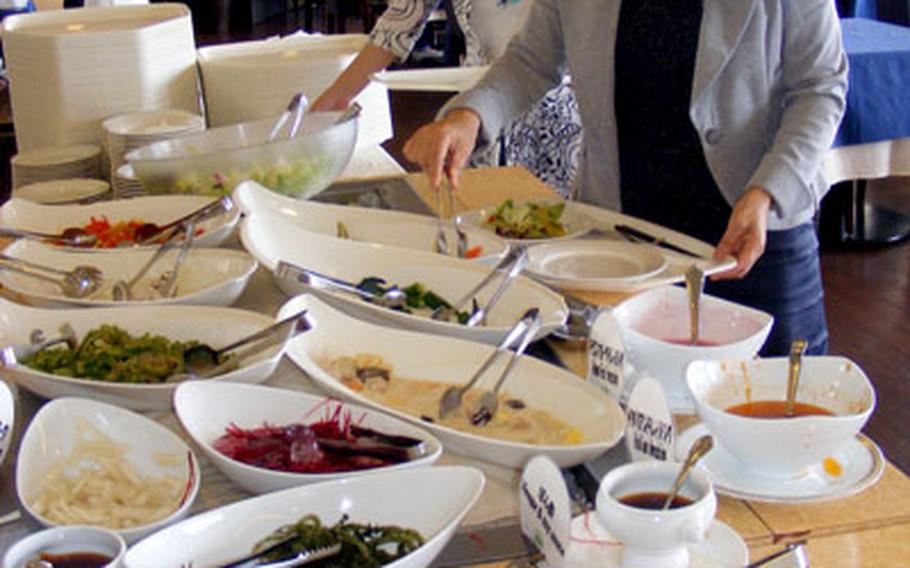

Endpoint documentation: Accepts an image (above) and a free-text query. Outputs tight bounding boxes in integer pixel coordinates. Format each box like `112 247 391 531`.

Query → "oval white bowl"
234 180 507 261
0 195 239 249
124 466 485 568
16 397 200 544
280 294 626 469
174 381 443 494
241 211 568 346
0 299 282 410
1 239 257 308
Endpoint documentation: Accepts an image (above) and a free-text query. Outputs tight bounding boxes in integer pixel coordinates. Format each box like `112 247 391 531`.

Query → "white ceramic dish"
371 66 489 92
0 299 282 410
280 294 626 469
459 199 595 245
525 240 668 291
174 381 443 494
241 211 568 346
677 423 885 503
14 178 111 205
1 239 257 308
686 357 876 478
16 398 200 544
234 180 507 261
0 195 239 249
0 380 14 468
565 513 748 568
612 286 773 411
3 525 127 568
124 466 485 568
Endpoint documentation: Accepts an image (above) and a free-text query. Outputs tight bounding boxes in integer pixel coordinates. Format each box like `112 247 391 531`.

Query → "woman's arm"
311 44 396 111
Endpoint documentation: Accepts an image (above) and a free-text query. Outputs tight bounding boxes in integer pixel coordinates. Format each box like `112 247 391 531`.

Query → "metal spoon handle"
158 220 197 298
0 261 68 290
459 309 538 395
685 265 705 345
663 434 713 510
785 339 808 416
0 254 68 277
466 246 529 327
125 225 185 290
489 308 542 396
275 261 385 303
215 310 311 358
449 245 526 315
0 227 84 245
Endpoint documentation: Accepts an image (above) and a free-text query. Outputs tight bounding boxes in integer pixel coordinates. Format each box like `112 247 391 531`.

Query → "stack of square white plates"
13 178 111 205
1 4 200 152
11 144 102 188
102 109 205 180
113 163 145 198
197 32 392 148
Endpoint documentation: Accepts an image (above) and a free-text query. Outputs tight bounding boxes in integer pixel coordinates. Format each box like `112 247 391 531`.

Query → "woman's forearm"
312 44 397 111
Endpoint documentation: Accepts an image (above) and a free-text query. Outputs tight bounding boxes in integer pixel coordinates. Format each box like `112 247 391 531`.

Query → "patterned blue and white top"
369 0 582 196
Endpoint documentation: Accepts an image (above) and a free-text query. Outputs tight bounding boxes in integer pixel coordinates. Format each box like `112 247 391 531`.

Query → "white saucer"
676 423 885 503
526 240 668 291
565 513 748 568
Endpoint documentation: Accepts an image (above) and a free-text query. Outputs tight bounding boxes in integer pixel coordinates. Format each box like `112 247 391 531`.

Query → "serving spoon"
0 256 103 299
785 339 809 416
685 264 705 345
662 434 714 510
0 226 96 247
131 195 234 244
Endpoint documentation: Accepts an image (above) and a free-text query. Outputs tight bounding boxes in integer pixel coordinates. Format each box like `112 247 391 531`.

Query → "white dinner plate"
240 210 568 346
233 181 507 261
459 199 595 245
525 240 668 291
1 239 257 308
676 423 885 503
280 294 626 469
124 466 485 568
371 66 489 92
0 195 239 250
0 299 283 411
565 513 748 568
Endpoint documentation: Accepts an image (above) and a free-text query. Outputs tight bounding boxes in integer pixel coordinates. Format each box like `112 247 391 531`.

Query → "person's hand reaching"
711 186 773 280
403 109 481 189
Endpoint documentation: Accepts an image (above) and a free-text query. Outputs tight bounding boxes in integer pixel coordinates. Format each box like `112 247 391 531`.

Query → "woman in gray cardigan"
404 0 848 356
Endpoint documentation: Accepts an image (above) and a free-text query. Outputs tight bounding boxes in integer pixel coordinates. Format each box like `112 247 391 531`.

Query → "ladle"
662 434 713 510
684 264 705 345
785 339 808 416
0 226 96 247
132 195 233 244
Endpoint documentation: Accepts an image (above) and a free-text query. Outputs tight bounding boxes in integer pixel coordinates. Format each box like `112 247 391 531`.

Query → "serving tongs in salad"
219 541 341 568
0 324 78 368
431 245 529 326
275 261 409 310
438 308 540 423
0 254 103 298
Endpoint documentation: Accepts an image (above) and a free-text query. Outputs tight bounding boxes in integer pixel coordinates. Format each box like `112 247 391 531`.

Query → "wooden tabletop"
409 165 910 566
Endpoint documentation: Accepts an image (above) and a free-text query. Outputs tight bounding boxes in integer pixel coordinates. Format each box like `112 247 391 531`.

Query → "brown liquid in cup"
619 491 694 510
726 400 835 418
38 552 114 568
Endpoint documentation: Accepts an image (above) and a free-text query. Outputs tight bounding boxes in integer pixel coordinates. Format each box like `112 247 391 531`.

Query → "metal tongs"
0 324 78 368
267 92 309 142
275 261 408 310
438 308 541 422
433 177 468 258
745 543 809 568
219 541 342 568
111 220 197 301
431 245 529 326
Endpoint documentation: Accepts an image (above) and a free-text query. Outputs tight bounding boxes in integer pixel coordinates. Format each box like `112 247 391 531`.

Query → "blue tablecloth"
835 18 910 147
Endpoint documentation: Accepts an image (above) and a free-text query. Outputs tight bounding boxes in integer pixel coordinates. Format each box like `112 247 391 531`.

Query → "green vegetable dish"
253 514 424 567
356 277 477 325
171 153 334 197
24 324 205 384
484 199 568 239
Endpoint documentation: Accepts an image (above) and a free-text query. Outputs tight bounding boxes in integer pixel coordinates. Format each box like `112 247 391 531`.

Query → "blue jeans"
705 223 829 356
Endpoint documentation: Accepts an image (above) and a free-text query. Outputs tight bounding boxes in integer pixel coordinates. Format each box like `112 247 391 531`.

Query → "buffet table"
0 167 909 566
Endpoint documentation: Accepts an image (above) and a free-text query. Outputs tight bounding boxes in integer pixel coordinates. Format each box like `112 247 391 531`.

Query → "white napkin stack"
1 4 200 152
197 33 393 148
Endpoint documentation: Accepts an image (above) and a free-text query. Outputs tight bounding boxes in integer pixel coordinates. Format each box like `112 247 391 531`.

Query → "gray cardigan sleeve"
747 0 848 222
440 0 566 149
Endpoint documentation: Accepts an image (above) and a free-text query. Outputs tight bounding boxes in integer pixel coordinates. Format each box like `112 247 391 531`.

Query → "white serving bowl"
16 398 201 544
687 356 876 478
0 195 239 249
0 380 13 469
233 180 508 261
4 525 126 568
174 381 443 494
241 210 568 346
124 466 485 568
0 299 282 410
280 294 626 469
612 285 773 409
1 239 257 308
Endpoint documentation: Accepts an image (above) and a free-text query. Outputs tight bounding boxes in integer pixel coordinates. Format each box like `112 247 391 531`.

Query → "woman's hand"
403 109 481 188
711 186 773 280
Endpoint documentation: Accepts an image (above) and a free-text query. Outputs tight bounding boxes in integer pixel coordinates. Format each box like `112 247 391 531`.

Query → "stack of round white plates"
11 144 102 188
113 163 146 198
13 178 111 205
0 5 200 153
103 109 205 179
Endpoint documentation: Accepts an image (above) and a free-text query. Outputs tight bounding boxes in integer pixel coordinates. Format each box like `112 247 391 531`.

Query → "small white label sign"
519 456 571 568
625 377 675 462
587 309 625 401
